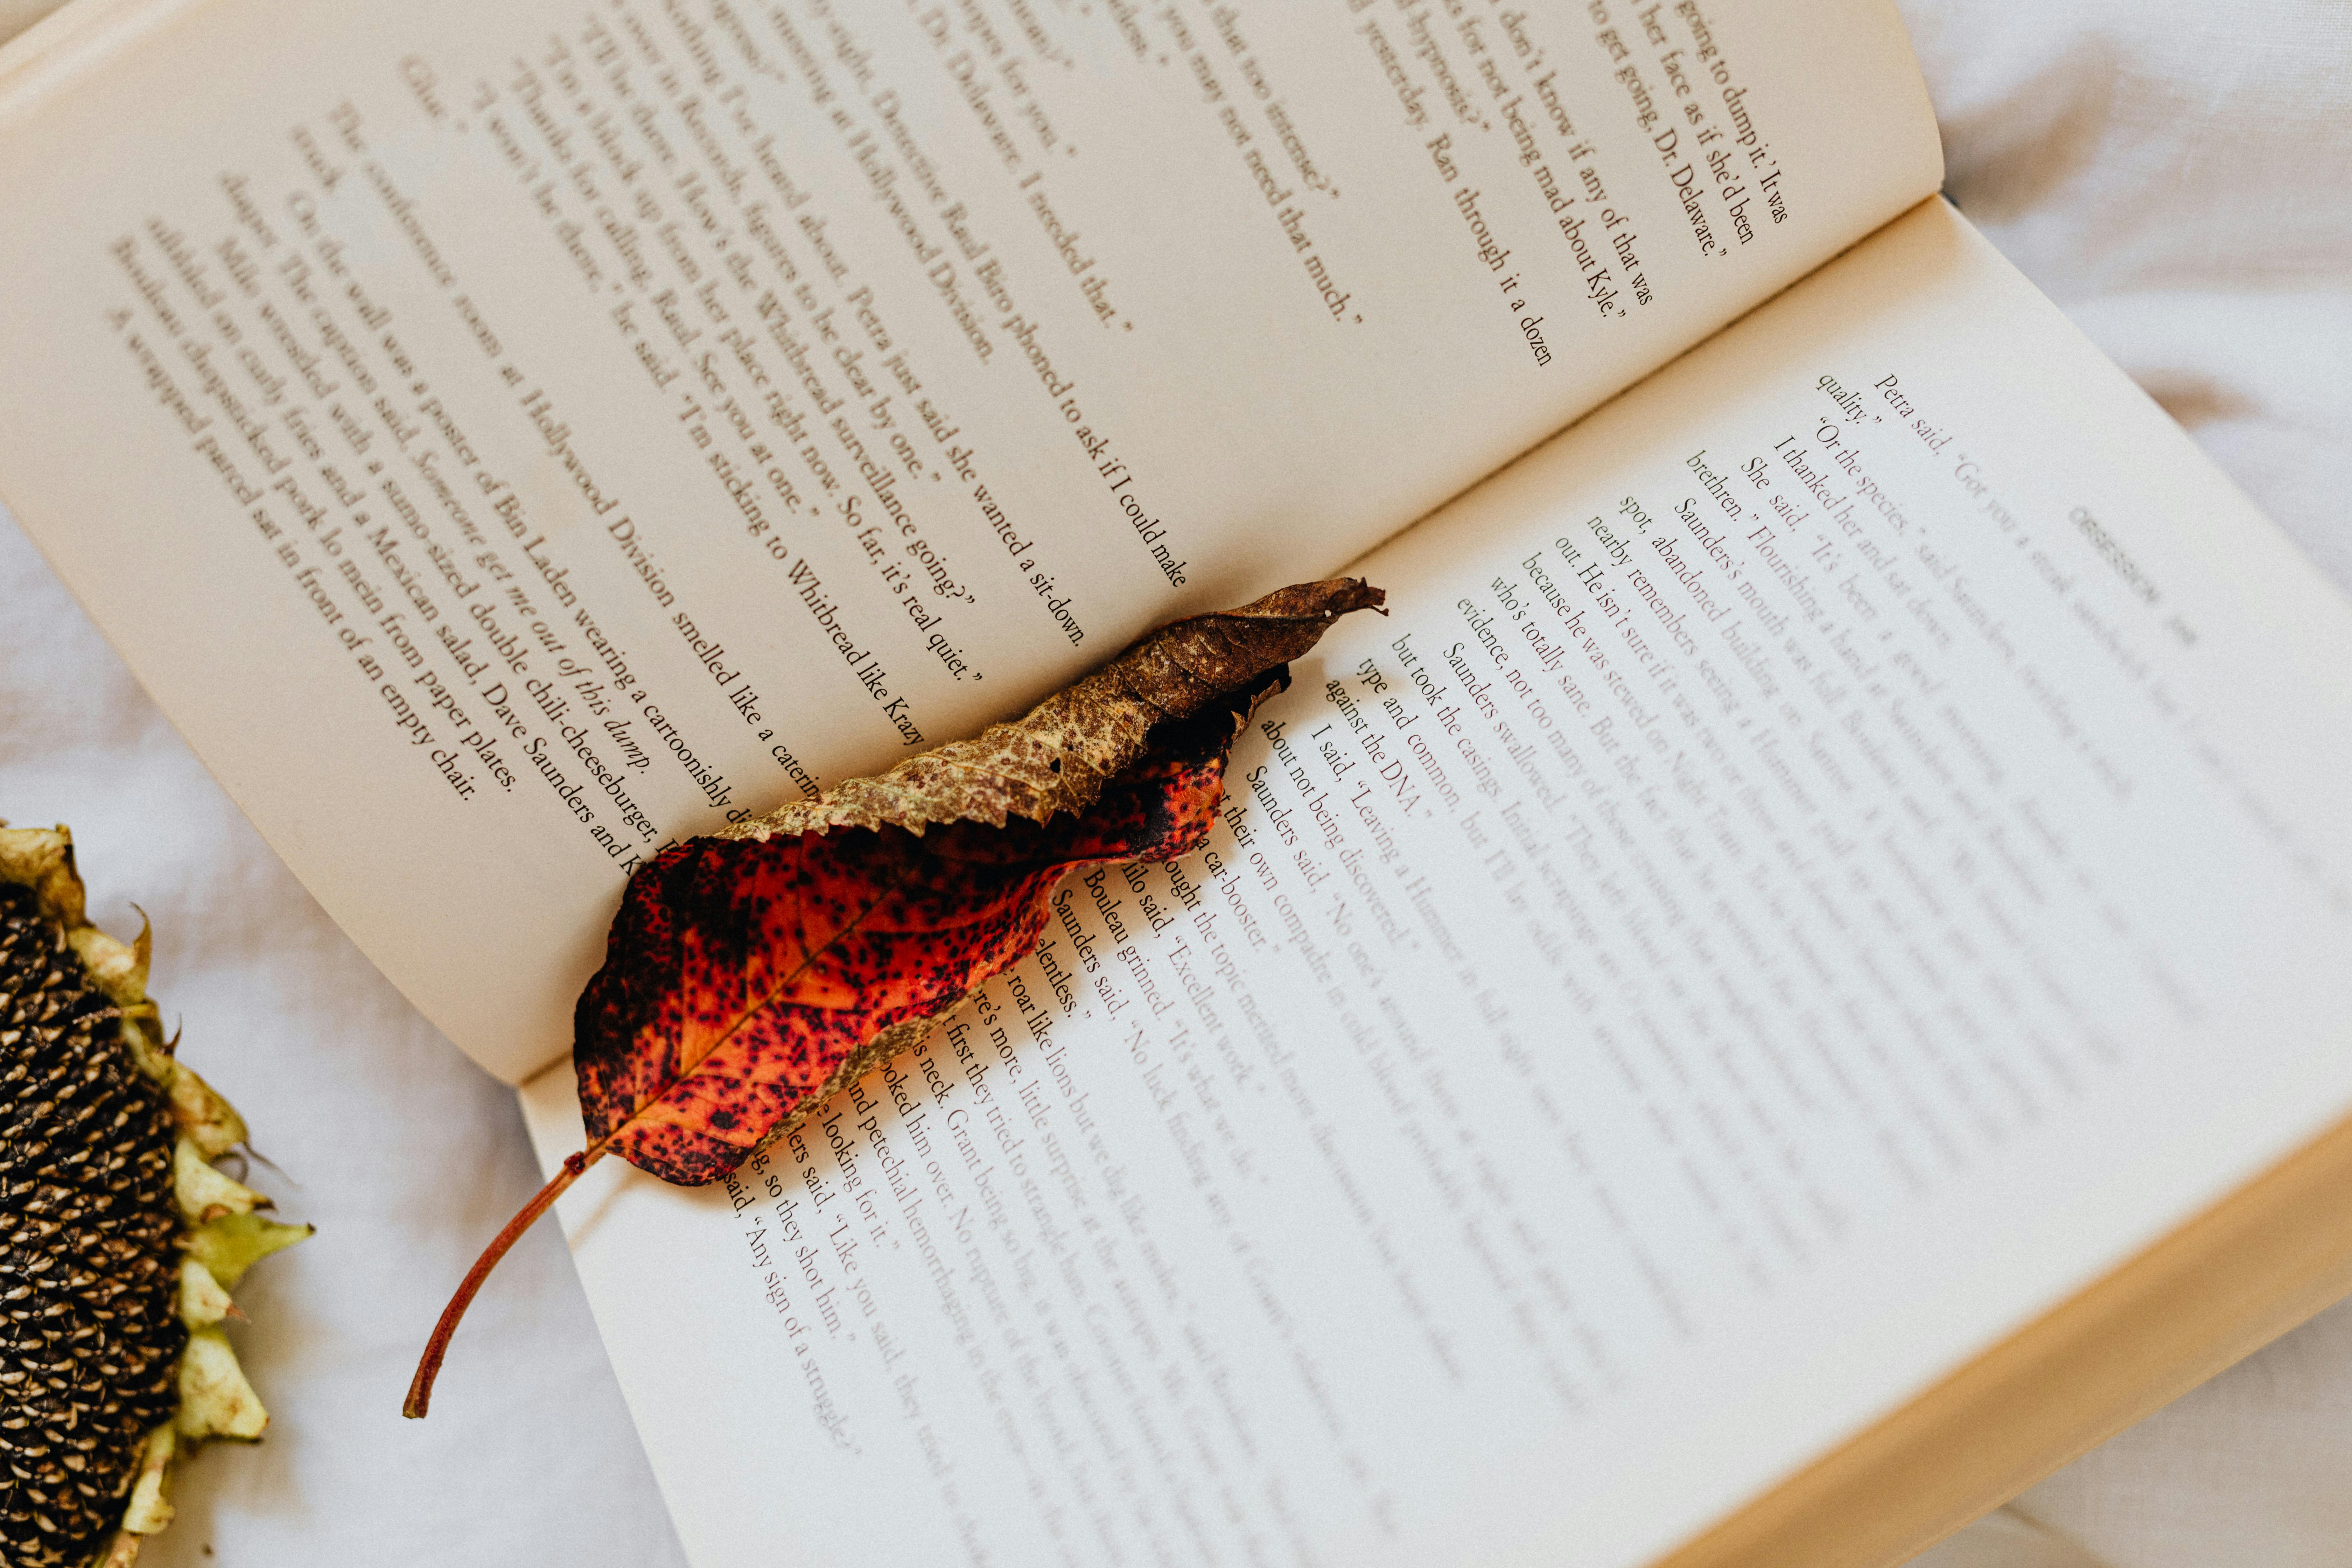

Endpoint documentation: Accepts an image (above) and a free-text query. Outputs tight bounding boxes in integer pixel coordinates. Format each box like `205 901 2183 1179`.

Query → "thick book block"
1665 1107 2352 1566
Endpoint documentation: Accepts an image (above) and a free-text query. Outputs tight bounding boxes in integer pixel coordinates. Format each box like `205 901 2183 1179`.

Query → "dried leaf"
578 575 1382 1182
407 578 1383 1415
575 697 1238 1185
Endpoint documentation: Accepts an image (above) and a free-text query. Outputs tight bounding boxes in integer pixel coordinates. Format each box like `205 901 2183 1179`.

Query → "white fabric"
1 0 2345 1563
1915 1511 2107 1568
1896 0 2352 578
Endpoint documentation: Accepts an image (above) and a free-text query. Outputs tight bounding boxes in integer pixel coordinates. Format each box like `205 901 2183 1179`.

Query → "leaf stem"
404 1142 606 1418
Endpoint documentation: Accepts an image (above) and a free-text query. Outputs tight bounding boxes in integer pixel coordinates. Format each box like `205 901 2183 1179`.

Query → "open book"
5 0 2351 1562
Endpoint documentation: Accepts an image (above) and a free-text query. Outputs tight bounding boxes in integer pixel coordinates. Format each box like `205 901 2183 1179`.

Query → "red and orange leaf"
573 704 1238 1185
406 578 1382 1417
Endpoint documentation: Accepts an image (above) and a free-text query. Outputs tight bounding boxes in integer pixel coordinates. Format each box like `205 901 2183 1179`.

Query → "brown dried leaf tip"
743 575 1390 840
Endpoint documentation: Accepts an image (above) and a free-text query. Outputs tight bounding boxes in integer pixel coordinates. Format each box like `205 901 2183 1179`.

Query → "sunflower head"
0 824 308 1567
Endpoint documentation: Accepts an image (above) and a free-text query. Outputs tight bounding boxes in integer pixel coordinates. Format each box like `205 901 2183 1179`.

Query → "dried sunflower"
1 825 307 1567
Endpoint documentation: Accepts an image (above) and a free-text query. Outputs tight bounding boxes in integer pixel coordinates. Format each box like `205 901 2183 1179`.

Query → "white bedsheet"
1 1 2345 1563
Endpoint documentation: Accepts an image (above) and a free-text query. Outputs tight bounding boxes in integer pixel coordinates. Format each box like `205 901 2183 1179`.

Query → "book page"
523 197 2352 1567
0 0 1937 1081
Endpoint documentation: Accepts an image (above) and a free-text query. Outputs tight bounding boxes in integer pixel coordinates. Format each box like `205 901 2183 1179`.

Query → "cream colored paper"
0 0 1937 1081
523 200 2352 1568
